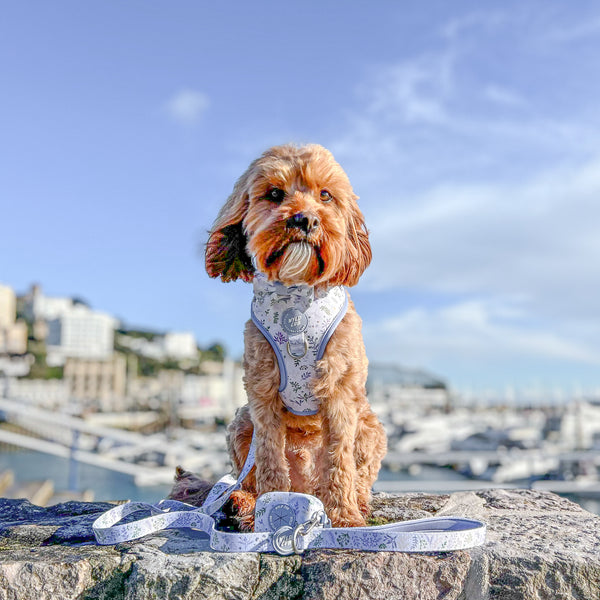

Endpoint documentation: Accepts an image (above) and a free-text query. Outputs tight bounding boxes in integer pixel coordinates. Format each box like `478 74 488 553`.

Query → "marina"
2 282 600 515
2 390 600 516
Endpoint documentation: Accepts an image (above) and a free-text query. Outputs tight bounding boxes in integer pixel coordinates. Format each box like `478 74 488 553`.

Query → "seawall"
0 489 599 599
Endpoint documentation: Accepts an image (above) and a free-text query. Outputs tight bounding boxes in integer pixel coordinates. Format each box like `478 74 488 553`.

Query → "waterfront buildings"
0 282 245 419
46 307 117 366
0 285 16 328
116 331 199 362
22 284 72 323
63 355 127 409
0 284 27 355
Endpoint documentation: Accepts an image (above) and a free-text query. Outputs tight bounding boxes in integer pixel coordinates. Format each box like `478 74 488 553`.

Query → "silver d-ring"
287 339 308 358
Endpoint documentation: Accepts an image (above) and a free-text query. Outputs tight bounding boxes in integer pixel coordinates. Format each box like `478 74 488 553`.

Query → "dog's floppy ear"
205 167 255 282
333 195 372 287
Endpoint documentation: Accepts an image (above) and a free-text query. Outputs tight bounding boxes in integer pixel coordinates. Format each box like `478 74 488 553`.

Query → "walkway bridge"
0 397 229 486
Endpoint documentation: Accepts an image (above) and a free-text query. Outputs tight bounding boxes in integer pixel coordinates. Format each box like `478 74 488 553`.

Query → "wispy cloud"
362 53 453 126
483 84 527 108
545 17 600 42
365 156 600 310
364 297 600 369
440 11 507 41
165 89 210 125
328 8 600 386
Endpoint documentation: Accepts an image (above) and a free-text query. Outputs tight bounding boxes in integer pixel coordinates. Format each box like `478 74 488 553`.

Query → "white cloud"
545 17 600 42
328 10 600 388
364 156 600 315
165 89 210 125
483 85 527 108
363 298 600 369
363 54 453 126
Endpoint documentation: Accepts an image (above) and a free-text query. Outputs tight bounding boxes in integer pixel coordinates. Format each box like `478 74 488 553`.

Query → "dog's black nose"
287 212 319 233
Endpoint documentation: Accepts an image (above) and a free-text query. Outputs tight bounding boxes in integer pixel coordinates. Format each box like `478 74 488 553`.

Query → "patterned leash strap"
93 491 486 554
93 432 485 553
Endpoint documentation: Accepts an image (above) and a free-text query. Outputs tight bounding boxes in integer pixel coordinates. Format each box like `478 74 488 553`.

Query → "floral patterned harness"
250 273 348 416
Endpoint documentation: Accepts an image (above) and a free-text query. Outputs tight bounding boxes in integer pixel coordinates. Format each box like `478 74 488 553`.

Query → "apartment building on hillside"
0 284 27 355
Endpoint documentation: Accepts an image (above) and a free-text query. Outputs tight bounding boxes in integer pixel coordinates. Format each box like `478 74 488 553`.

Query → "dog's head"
206 144 371 287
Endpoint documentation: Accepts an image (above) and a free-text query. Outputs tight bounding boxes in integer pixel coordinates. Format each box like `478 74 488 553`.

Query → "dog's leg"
319 394 365 527
354 406 387 516
227 405 256 491
313 306 372 527
250 399 290 495
244 322 291 495
224 405 258 530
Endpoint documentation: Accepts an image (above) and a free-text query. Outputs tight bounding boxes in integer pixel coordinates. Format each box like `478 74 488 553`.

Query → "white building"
178 360 246 421
23 284 73 322
46 305 117 365
0 355 33 377
5 377 71 409
0 284 28 355
116 334 164 360
0 284 16 328
116 331 198 362
163 332 197 360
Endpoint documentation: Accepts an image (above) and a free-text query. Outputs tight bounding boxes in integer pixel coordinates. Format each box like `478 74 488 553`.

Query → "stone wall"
0 489 599 599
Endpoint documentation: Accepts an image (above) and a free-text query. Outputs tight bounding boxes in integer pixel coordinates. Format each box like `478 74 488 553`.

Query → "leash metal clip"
272 510 326 556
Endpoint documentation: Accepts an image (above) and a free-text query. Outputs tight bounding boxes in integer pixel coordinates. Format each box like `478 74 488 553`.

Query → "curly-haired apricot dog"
205 144 386 528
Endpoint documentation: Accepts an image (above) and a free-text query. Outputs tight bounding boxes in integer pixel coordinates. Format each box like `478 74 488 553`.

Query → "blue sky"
2 1 600 395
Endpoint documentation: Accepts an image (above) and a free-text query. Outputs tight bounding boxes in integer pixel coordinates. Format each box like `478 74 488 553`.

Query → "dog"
204 143 387 528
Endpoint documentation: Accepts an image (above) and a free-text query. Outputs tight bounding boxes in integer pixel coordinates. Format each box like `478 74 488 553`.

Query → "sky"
1 1 600 397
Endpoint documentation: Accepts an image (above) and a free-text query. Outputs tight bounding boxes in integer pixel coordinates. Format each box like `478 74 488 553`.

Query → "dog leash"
93 493 485 553
93 435 486 554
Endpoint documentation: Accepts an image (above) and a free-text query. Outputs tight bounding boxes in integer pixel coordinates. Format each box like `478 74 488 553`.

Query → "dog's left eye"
320 190 333 202
265 188 285 203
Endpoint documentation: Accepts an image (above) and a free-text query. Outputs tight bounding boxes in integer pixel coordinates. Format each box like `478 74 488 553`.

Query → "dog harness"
250 273 348 416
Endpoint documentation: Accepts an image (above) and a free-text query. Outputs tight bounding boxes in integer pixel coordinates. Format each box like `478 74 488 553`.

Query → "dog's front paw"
226 490 257 532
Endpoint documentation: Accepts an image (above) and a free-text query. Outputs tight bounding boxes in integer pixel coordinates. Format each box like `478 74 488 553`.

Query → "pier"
0 397 228 486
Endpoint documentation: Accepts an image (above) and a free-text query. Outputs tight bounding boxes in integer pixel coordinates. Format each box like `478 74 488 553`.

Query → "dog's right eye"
265 188 285 203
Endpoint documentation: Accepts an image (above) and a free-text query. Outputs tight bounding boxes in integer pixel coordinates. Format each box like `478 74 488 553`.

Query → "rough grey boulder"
0 489 599 599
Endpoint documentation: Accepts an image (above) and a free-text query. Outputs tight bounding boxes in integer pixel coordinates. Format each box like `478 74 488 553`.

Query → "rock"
0 490 599 599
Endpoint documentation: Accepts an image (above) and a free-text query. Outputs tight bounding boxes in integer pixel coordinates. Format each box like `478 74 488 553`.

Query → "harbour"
2 387 600 517
2 448 599 516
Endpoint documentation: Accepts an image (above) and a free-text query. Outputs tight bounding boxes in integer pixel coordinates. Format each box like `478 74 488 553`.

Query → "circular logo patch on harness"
268 504 297 530
281 308 308 335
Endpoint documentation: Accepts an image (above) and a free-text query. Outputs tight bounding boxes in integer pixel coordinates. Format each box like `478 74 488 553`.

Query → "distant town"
1 282 600 514
0 282 245 422
0 282 452 425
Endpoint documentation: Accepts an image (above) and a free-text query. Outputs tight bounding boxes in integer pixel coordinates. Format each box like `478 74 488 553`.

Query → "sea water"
1 450 598 515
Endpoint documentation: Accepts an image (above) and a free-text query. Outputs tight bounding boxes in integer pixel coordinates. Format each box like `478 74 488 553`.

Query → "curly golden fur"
205 144 387 528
